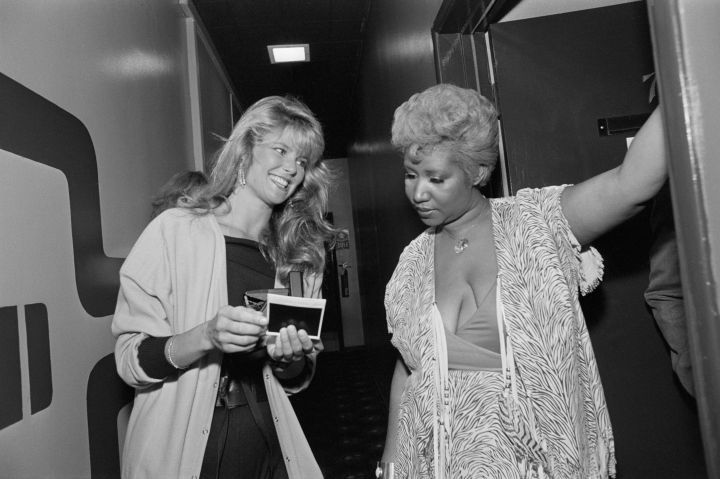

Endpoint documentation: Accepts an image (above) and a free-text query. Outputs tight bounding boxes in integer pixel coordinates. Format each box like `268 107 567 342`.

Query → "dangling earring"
238 168 246 188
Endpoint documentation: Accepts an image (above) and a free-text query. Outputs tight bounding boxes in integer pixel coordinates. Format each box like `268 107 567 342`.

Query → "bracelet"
375 461 394 479
270 358 291 371
270 354 305 371
165 335 188 370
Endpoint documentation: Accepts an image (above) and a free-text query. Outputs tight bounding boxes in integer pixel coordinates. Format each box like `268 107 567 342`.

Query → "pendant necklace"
442 202 490 254
444 223 480 254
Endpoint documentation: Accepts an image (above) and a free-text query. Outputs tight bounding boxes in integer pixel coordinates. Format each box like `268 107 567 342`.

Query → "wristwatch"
375 461 394 478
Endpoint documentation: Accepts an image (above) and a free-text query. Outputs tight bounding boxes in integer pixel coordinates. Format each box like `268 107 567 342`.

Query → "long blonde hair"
185 96 336 283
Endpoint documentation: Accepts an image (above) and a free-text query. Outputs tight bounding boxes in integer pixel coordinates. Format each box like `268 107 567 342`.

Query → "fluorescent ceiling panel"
267 44 310 63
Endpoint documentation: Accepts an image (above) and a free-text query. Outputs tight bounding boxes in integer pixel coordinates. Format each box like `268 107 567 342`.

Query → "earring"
474 166 490 186
238 168 246 188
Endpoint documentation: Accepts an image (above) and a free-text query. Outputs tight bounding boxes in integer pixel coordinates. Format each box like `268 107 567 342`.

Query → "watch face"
375 462 394 478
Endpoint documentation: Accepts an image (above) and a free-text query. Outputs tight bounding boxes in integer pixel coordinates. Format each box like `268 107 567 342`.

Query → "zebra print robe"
385 186 616 479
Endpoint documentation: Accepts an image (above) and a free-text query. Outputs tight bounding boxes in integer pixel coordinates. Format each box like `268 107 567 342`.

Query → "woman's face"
245 127 308 207
404 148 476 227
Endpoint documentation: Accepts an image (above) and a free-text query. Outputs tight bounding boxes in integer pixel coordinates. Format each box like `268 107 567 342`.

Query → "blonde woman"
113 96 334 479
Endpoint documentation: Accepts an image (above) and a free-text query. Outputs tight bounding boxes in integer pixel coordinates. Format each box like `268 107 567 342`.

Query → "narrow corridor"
292 345 396 478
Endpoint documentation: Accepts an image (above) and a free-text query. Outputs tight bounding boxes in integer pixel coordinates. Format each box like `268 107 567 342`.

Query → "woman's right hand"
203 305 268 353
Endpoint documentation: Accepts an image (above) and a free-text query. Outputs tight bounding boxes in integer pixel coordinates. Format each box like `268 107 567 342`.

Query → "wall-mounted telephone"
339 263 351 297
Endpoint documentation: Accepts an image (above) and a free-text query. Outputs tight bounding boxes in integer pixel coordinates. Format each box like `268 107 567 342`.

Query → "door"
486 3 705 477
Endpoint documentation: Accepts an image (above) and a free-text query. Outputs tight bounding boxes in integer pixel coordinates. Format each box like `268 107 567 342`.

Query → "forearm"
614 107 668 207
563 107 668 244
382 357 409 462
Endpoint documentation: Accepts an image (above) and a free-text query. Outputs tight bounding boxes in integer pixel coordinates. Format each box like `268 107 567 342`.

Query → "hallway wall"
0 1 230 477
348 0 443 346
326 158 365 348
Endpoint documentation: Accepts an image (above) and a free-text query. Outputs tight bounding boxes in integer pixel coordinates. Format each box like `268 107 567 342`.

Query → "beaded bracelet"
165 335 188 370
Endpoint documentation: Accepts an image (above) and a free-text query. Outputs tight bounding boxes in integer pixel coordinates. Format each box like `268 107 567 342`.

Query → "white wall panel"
0 0 194 257
0 153 114 478
502 0 638 22
0 1 221 477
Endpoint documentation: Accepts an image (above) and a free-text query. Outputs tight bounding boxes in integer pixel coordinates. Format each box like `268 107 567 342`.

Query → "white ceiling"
501 0 639 22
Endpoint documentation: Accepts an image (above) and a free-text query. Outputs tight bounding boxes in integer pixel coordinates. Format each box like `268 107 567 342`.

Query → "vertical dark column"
347 0 440 346
25 303 52 414
87 354 134 479
0 306 22 430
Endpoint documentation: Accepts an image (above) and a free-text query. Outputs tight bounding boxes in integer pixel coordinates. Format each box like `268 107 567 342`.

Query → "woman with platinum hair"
380 83 667 479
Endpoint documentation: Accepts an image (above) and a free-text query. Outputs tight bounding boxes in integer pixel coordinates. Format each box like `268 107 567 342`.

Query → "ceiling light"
267 44 310 64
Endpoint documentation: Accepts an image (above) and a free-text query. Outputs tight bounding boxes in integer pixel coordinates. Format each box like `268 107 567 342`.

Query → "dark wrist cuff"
138 336 175 379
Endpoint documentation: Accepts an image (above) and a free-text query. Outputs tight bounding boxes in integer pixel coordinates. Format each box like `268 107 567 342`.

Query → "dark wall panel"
489 3 705 477
0 306 22 430
348 0 443 346
25 303 52 414
491 3 655 192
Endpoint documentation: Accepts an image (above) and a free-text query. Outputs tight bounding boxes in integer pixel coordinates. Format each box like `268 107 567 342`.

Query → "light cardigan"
112 208 323 479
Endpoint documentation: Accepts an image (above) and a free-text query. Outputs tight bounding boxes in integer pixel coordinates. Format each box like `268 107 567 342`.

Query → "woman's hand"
266 325 318 363
203 305 268 353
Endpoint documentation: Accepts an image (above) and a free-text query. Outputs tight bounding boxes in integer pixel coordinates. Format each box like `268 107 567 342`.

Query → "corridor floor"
291 345 397 479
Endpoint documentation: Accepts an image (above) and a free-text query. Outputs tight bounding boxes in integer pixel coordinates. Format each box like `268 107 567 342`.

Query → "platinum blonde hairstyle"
185 96 336 283
391 84 499 187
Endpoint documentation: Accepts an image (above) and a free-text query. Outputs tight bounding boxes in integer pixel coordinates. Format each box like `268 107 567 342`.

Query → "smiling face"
404 147 479 227
245 126 309 207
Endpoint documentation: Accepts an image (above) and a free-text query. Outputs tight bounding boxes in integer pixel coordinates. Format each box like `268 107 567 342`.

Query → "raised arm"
562 107 668 245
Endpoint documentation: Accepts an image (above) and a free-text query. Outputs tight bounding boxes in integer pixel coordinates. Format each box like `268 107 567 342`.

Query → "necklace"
443 223 480 254
442 200 492 254
441 198 491 254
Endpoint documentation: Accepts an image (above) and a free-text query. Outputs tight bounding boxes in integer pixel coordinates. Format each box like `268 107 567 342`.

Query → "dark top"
223 237 275 381
137 236 275 381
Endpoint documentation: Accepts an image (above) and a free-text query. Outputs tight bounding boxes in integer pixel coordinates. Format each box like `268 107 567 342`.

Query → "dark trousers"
199 401 289 479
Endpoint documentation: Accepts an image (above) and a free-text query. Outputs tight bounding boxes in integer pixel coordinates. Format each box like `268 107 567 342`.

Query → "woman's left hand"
266 324 318 363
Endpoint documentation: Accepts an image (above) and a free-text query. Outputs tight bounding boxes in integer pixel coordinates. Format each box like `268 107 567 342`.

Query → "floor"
291 345 397 479
290 343 710 479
